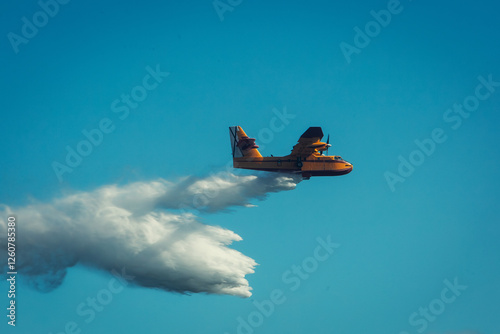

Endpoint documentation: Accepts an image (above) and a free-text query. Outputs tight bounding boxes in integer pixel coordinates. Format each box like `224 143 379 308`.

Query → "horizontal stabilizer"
229 126 262 158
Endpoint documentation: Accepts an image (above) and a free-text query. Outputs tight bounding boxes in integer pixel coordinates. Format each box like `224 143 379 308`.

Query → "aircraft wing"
290 127 324 157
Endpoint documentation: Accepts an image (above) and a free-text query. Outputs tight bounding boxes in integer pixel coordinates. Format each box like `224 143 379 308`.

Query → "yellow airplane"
229 126 353 179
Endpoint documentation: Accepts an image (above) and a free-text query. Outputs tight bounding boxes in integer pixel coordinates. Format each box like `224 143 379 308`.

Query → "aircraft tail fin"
229 126 262 158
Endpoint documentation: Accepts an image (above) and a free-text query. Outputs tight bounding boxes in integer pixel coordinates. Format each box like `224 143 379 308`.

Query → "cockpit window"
334 156 343 161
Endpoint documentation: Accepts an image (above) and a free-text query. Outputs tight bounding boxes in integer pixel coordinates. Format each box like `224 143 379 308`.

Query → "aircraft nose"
345 162 353 173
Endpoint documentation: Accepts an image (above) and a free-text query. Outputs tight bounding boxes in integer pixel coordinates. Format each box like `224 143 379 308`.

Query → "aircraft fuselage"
233 153 353 179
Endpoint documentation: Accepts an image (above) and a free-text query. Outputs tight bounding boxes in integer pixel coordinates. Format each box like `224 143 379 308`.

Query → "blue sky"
1 0 500 333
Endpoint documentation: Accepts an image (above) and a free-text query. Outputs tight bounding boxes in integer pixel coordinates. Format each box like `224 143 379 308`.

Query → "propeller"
326 134 331 156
